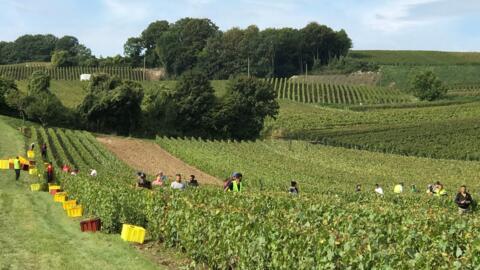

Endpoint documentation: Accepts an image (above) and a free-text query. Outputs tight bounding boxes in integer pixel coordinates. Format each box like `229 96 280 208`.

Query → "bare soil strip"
96 136 221 186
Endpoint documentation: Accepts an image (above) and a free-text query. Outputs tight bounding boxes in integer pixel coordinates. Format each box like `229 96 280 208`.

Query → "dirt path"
96 136 221 186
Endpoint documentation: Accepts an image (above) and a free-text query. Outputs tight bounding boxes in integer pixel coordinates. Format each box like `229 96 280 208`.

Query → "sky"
0 0 479 56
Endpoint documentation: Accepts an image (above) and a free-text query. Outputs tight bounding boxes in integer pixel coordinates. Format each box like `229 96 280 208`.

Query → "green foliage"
171 70 217 136
78 74 144 135
51 50 76 67
265 100 480 160
0 76 18 112
215 76 279 140
26 124 480 268
411 71 446 101
27 71 51 95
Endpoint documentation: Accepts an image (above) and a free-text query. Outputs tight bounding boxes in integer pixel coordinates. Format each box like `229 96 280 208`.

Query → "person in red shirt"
46 162 54 183
62 164 70 173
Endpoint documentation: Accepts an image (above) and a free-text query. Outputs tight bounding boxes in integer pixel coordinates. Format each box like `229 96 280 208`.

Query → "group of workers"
136 171 199 190
354 181 475 214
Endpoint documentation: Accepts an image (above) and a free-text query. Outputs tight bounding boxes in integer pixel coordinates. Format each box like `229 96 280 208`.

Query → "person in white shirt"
171 174 185 190
90 169 97 177
374 184 384 195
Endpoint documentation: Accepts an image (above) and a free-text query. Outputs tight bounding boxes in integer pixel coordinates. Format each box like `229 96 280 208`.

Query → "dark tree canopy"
170 70 217 136
78 74 144 135
125 18 351 78
215 76 279 140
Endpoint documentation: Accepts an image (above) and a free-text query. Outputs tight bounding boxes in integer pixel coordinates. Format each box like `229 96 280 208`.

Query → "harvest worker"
355 184 362 192
41 143 47 159
394 183 404 194
228 172 243 192
188 175 199 187
152 171 167 187
136 172 151 189
434 184 447 197
223 177 232 192
374 184 384 195
62 164 70 173
171 174 185 190
455 185 473 214
30 143 35 151
288 181 299 195
46 162 54 183
90 169 97 177
13 156 21 181
426 184 435 195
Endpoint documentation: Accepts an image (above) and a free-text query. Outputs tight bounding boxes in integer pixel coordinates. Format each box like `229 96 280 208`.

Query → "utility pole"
305 63 308 79
143 52 146 81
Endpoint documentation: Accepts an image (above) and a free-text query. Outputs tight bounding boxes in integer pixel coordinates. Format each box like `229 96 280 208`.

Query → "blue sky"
1 0 479 56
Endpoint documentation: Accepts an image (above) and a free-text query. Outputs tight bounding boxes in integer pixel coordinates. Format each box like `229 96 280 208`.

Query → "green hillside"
265 101 480 161
268 78 414 105
350 50 480 65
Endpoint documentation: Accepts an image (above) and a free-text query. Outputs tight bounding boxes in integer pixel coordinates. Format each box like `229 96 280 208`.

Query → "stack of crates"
30 183 41 191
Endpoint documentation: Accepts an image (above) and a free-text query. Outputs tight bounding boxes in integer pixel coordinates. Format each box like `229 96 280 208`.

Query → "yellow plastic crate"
48 185 61 192
0 160 9 170
66 205 83 217
62 200 77 210
121 224 146 244
19 156 28 165
29 168 38 175
27 150 35 159
54 194 67 202
30 183 41 191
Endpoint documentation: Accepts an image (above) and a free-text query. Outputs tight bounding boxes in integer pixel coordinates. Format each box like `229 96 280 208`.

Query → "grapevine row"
0 66 145 81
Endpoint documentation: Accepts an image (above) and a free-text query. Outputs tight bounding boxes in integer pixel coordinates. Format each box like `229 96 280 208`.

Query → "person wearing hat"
228 172 243 192
136 171 151 189
288 181 299 195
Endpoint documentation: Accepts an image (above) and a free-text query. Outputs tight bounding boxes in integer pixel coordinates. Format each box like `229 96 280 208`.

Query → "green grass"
350 50 480 65
16 80 229 108
0 117 161 270
379 65 480 89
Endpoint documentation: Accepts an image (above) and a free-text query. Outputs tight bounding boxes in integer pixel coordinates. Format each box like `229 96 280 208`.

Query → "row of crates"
32 183 145 243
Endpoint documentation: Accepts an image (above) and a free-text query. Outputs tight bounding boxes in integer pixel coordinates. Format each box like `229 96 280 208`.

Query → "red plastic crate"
50 189 60 195
80 218 101 232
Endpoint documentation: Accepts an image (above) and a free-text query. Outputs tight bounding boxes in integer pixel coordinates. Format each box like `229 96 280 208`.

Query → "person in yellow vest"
394 182 404 194
434 184 447 197
228 172 243 192
13 156 21 181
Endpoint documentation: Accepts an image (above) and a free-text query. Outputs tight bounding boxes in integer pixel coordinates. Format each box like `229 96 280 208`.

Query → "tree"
411 71 446 101
78 74 144 135
124 37 144 67
0 77 18 113
215 76 279 140
21 71 69 126
28 71 51 95
170 70 217 136
55 36 79 54
156 18 220 76
51 50 76 67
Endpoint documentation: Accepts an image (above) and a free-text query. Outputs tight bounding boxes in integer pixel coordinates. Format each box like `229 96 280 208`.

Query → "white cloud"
363 0 442 32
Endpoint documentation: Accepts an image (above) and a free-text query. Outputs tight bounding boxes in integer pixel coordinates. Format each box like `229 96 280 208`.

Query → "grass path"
0 119 161 270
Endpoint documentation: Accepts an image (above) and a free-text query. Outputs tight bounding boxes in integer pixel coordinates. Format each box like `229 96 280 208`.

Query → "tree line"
0 72 278 140
125 18 352 78
0 18 352 79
